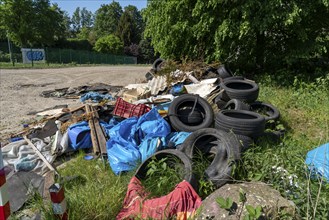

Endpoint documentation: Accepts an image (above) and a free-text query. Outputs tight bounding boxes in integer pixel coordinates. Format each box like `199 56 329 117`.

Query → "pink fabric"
117 176 202 220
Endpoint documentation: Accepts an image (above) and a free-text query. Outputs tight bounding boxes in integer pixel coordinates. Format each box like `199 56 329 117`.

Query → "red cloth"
117 176 202 220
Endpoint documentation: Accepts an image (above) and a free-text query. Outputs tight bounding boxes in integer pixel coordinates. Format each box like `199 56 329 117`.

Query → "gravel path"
0 66 151 139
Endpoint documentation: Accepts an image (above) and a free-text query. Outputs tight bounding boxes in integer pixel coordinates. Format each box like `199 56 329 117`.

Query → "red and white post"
49 183 68 220
0 149 10 220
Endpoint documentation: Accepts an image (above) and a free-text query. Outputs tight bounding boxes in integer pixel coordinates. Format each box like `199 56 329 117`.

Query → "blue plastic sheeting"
139 132 191 162
305 142 329 181
156 102 171 111
68 121 92 150
170 83 186 95
107 108 175 175
80 92 114 103
67 120 113 150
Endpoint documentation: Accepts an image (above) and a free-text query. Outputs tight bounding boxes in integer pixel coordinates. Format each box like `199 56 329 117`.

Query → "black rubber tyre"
250 101 280 121
177 107 203 124
215 110 266 138
214 94 228 109
152 58 165 72
217 65 233 79
255 130 285 145
135 149 196 189
220 79 259 103
223 76 245 81
223 99 250 111
231 134 254 151
168 94 214 132
180 128 240 188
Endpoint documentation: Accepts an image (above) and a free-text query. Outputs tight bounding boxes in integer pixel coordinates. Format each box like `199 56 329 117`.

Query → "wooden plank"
85 104 100 154
23 136 59 176
90 106 107 155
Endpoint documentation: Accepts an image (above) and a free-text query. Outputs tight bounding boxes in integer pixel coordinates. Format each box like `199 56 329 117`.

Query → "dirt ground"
0 66 151 140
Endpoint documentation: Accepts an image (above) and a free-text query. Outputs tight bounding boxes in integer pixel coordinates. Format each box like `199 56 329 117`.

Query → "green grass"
142 157 184 198
19 152 134 220
234 73 329 219
12 72 329 219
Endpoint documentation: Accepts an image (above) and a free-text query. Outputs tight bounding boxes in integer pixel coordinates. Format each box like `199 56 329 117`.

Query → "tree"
143 0 329 73
80 7 94 28
61 10 72 38
71 7 81 33
94 1 122 38
139 38 156 63
71 7 94 37
0 0 66 47
77 27 97 45
116 5 144 46
0 2 7 40
124 43 139 57
94 34 123 54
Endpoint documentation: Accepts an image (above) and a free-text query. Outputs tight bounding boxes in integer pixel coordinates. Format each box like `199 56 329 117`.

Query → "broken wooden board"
91 105 107 155
85 104 100 154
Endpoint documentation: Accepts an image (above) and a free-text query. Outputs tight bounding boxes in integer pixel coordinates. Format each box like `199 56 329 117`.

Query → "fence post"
49 183 68 220
70 49 72 63
30 47 34 67
45 47 49 66
59 48 62 64
0 150 10 219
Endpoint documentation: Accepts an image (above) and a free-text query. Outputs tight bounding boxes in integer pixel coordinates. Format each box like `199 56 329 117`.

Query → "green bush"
94 34 124 54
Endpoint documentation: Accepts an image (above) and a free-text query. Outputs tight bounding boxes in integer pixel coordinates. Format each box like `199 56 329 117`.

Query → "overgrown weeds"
233 72 329 219
142 156 184 198
20 152 134 220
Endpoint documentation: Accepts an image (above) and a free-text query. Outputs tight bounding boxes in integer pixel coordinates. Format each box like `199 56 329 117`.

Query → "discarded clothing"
117 176 202 220
107 108 171 174
80 91 114 103
2 138 55 175
305 142 329 181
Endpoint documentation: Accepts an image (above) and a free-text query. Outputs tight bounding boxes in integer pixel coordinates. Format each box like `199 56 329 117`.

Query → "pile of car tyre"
137 64 281 192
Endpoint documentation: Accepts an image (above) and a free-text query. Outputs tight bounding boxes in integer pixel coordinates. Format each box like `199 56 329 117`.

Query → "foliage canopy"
94 34 124 54
143 0 329 72
0 0 67 47
94 1 123 38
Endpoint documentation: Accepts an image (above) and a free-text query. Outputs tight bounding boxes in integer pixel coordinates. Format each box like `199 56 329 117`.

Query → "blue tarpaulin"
106 108 190 175
67 120 116 150
66 108 191 175
68 121 92 150
139 132 191 162
305 142 329 181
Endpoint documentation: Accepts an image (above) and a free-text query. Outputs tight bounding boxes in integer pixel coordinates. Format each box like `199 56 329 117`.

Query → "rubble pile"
2 60 304 219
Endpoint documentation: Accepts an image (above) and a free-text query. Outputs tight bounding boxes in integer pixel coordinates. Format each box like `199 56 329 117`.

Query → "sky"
50 0 147 16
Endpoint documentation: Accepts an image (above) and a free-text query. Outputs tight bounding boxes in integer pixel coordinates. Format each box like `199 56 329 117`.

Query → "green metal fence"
46 48 137 64
0 42 137 64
